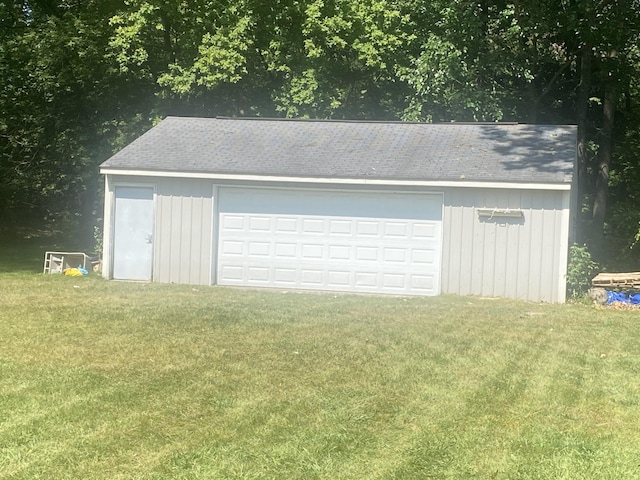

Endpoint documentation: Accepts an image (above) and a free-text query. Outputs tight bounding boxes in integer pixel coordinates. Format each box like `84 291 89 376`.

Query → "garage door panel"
221 240 243 255
412 249 436 265
383 248 406 263
382 273 405 289
357 221 379 236
384 222 408 237
413 223 438 238
302 244 324 259
220 265 243 282
329 220 352 235
276 218 297 232
356 272 377 287
248 242 270 256
329 245 351 260
411 274 435 291
223 215 245 230
327 270 351 287
275 268 297 284
248 216 270 231
217 188 442 295
302 219 324 234
301 269 323 285
275 243 297 258
248 266 270 282
355 246 378 262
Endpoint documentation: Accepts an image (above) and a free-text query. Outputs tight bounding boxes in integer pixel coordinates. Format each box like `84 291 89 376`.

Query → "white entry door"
217 188 442 295
113 186 154 281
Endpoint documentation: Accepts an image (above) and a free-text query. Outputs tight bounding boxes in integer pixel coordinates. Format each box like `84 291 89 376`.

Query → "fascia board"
100 168 572 191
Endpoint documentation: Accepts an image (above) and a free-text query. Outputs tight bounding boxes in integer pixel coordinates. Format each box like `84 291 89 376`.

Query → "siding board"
470 198 485 296
154 178 213 285
516 191 532 300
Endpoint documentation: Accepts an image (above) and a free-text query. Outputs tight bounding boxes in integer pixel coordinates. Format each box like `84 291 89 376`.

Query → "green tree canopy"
3 0 640 266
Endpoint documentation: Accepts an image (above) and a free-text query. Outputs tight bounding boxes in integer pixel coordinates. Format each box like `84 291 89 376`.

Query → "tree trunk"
592 75 617 233
576 45 591 195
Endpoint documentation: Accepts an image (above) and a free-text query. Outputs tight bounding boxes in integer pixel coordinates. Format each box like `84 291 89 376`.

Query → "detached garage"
100 117 576 302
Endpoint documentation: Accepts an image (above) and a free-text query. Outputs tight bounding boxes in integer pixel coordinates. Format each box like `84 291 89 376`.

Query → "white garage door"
217 188 442 295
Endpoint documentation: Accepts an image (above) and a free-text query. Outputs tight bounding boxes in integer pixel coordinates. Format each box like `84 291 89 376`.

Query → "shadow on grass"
0 225 95 274
0 236 53 274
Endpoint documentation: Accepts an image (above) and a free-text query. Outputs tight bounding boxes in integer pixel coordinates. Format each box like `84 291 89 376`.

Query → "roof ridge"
211 116 520 126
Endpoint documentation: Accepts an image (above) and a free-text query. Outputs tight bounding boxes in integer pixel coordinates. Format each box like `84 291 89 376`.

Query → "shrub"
567 244 599 299
93 224 103 257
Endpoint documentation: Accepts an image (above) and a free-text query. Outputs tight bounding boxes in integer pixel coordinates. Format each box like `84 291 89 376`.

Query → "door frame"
103 178 157 281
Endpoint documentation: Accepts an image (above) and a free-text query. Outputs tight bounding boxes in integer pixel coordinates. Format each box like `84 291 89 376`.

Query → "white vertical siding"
557 192 571 302
442 187 570 303
153 178 213 285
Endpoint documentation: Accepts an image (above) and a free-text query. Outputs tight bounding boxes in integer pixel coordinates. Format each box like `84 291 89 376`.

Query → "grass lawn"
2 240 640 478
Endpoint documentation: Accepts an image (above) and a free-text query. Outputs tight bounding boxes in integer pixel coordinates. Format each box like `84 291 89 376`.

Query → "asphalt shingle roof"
100 116 576 184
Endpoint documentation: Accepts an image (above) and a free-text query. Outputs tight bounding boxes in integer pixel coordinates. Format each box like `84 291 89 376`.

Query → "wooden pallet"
592 272 640 289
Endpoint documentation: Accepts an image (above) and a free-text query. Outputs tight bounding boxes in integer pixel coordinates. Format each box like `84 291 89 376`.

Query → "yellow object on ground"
63 268 83 276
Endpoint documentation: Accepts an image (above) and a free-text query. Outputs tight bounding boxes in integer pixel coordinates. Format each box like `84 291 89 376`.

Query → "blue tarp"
606 291 640 305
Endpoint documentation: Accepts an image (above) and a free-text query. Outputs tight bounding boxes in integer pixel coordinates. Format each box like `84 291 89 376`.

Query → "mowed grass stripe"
2 271 640 478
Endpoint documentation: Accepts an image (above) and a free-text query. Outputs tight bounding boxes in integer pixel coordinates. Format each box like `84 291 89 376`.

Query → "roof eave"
100 167 572 191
